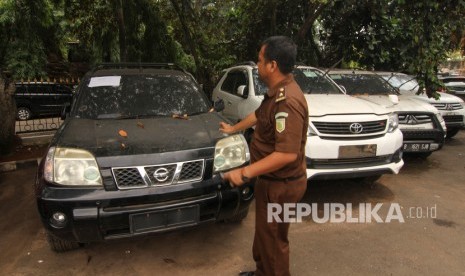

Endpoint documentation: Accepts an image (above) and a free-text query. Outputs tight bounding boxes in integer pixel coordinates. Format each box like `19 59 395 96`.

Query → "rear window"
73 74 211 119
330 73 396 95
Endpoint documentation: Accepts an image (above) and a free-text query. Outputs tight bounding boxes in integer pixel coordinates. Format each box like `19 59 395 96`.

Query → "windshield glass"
297 68 342 94
329 73 397 95
73 74 210 119
382 75 419 93
252 68 342 95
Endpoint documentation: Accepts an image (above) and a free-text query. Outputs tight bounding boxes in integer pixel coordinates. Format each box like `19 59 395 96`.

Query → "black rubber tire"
446 128 460 139
17 107 32 120
224 207 250 223
353 175 382 185
408 152 432 159
46 232 81 252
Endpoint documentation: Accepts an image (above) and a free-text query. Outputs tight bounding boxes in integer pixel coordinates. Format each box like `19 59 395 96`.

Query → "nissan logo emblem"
349 123 363 134
153 168 170 182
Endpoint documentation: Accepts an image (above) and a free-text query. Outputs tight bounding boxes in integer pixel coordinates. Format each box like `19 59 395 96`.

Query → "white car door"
215 69 249 122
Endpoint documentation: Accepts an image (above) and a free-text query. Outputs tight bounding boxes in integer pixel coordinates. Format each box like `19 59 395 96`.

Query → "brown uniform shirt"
250 74 309 179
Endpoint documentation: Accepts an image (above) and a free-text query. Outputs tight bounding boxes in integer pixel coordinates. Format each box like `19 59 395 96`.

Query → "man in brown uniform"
220 36 309 276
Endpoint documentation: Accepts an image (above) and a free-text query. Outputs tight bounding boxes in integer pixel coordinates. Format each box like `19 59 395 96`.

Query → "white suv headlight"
435 112 445 123
44 147 103 186
387 113 399 133
213 134 250 173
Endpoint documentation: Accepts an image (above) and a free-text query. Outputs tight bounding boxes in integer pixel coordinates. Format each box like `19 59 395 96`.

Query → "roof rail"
94 62 186 73
234 61 256 66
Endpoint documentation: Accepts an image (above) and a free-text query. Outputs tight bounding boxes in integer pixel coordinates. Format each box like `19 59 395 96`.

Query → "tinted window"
330 73 396 95
221 70 248 95
382 75 419 93
73 74 210 119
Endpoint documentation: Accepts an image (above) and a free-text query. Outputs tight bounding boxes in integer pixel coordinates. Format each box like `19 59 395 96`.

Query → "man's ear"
269 60 278 72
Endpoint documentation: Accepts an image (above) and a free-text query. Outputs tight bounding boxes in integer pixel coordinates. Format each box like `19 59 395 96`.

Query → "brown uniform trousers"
253 176 307 276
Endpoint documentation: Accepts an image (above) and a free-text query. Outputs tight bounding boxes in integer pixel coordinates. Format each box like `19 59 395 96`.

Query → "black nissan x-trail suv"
35 63 253 252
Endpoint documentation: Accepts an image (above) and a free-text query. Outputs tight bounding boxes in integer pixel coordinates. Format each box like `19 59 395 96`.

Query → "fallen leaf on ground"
119 129 128 137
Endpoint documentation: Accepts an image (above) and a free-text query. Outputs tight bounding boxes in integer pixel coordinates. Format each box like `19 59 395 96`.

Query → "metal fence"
13 78 78 135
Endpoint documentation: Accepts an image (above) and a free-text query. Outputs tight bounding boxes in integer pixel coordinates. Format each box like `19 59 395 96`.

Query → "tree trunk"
114 0 127 62
0 73 17 155
170 0 201 72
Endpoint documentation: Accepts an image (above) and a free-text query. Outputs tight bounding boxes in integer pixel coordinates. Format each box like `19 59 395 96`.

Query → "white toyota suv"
212 63 404 182
378 72 465 138
328 70 447 158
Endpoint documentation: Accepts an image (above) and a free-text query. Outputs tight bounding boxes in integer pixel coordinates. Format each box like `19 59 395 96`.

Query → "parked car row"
212 63 464 182
33 62 464 253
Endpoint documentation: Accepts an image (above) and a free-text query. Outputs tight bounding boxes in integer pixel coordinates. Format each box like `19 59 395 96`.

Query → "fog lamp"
50 212 67 228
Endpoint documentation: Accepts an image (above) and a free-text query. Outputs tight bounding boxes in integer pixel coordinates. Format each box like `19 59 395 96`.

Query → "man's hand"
223 168 245 187
219 122 235 134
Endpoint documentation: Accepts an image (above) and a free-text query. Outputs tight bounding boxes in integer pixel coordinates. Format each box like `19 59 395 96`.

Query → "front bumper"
35 174 253 243
305 129 404 180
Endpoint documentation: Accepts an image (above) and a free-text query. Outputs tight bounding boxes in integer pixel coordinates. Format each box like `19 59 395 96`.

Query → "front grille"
443 115 464 124
431 103 463 111
312 120 387 135
112 160 204 189
308 155 392 169
398 114 432 125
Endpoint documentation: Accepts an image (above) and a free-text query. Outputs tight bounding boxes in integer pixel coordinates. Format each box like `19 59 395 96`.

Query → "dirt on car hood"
54 113 226 158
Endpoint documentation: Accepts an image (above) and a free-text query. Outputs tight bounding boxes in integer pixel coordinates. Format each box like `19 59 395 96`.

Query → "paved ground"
1 131 464 275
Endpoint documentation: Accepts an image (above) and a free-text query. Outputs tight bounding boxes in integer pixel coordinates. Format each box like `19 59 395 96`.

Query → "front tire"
46 232 81 252
224 207 250 223
446 128 460 139
17 107 32 120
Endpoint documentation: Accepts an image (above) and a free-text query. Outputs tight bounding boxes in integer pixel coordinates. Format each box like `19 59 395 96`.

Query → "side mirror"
61 103 71 120
213 99 225 112
389 94 399 105
339 85 347 94
236 85 247 97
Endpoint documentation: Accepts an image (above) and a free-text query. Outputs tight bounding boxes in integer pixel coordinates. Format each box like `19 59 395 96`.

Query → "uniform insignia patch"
275 112 288 133
275 87 286 102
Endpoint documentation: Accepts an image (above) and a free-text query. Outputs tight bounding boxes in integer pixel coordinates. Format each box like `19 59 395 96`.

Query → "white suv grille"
430 103 463 111
312 120 387 135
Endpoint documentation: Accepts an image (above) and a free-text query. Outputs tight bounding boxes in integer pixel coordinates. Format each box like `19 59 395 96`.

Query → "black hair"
261 36 297 74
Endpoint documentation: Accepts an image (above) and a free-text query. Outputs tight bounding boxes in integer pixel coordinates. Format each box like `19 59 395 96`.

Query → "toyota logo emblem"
349 123 363 134
153 168 170 182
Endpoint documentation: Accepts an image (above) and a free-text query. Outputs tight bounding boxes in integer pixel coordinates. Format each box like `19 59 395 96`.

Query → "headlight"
44 147 103 186
435 113 445 123
387 113 399 133
307 123 318 136
213 134 250 173
460 101 465 109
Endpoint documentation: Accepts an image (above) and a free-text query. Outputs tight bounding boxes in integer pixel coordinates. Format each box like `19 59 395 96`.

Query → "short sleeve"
274 98 306 153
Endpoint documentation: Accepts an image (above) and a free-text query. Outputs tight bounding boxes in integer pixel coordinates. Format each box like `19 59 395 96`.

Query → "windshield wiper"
96 113 165 119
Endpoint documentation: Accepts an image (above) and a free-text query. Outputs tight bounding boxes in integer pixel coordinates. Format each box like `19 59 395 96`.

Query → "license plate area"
338 144 377 158
130 205 199 234
403 143 430 152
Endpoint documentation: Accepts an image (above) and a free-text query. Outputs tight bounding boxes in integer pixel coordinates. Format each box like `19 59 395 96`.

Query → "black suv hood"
55 113 227 158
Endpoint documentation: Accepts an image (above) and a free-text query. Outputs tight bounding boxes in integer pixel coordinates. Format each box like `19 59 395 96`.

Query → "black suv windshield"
329 73 397 95
252 68 341 95
73 73 210 119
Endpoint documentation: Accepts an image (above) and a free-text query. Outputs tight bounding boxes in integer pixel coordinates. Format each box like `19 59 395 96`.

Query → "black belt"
259 174 305 182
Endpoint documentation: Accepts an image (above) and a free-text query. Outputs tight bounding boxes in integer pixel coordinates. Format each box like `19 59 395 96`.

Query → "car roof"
327 69 378 75
91 68 187 76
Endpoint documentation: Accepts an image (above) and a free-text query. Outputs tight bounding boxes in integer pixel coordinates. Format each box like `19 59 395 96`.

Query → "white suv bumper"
306 129 404 180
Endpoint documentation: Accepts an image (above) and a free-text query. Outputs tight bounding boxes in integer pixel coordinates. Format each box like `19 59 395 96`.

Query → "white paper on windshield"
88 76 121 87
